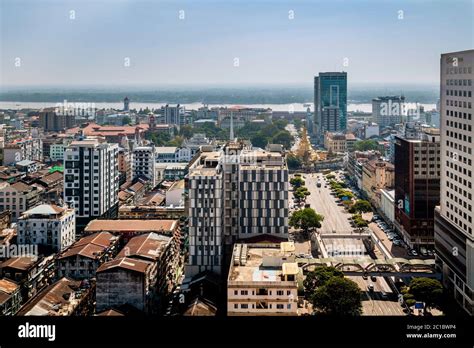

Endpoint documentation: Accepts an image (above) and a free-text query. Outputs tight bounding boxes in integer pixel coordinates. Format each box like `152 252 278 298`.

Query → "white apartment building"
0 181 42 221
132 146 157 187
17 204 76 252
1 137 43 165
63 137 119 220
227 243 298 316
435 49 474 315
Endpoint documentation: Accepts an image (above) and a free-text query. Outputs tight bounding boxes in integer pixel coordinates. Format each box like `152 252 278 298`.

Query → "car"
412 250 418 256
388 235 394 241
370 276 377 282
381 291 388 299
367 284 374 292
362 274 368 280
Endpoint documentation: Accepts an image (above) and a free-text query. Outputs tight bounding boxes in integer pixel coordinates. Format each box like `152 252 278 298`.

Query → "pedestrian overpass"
296 256 440 279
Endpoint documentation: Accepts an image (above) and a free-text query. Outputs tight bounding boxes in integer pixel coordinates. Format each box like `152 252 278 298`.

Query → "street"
349 276 406 316
290 169 408 316
303 173 354 233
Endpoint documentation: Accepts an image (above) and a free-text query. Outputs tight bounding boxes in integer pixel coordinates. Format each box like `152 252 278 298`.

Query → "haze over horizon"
1 0 472 88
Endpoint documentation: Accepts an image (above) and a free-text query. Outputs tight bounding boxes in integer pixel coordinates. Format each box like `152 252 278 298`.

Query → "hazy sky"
0 0 472 87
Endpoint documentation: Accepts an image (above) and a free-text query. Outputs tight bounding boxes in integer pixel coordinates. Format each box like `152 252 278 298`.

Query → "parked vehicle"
367 284 374 292
370 276 377 282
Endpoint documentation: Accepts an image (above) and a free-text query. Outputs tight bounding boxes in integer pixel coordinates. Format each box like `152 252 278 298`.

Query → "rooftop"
17 277 87 316
20 204 69 218
0 256 37 271
155 146 178 154
58 232 118 260
85 219 178 234
228 243 298 284
67 122 149 137
116 232 171 261
96 257 152 274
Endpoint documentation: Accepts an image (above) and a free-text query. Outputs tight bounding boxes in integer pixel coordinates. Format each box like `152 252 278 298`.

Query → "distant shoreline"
0 101 437 113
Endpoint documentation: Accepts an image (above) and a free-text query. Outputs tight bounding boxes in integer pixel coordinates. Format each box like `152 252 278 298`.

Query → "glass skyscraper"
314 72 347 143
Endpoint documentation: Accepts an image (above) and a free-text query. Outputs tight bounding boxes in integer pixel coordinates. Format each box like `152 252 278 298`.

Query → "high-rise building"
39 108 75 132
186 144 288 277
132 146 157 187
394 128 441 249
187 151 223 276
63 137 119 228
161 104 185 128
372 96 406 129
434 49 474 315
314 72 347 143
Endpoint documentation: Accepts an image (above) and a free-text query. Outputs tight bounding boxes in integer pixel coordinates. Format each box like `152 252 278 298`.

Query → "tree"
274 119 289 130
311 277 362 316
289 208 324 233
408 278 443 311
342 200 353 210
303 266 343 299
179 125 194 138
354 139 379 151
352 214 368 228
272 130 293 149
325 174 336 180
294 187 310 201
336 190 354 200
351 200 372 213
287 154 302 170
290 177 305 188
166 136 184 147
121 116 132 125
293 119 303 130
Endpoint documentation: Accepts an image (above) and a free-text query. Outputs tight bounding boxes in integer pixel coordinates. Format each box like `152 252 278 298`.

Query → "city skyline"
1 0 472 87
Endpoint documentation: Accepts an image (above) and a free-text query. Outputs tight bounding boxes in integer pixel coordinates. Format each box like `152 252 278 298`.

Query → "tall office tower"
39 108 75 132
64 137 119 229
394 128 441 250
314 72 347 144
434 49 473 315
161 104 185 128
132 146 157 187
372 96 406 129
187 151 223 276
123 96 130 112
186 145 289 277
